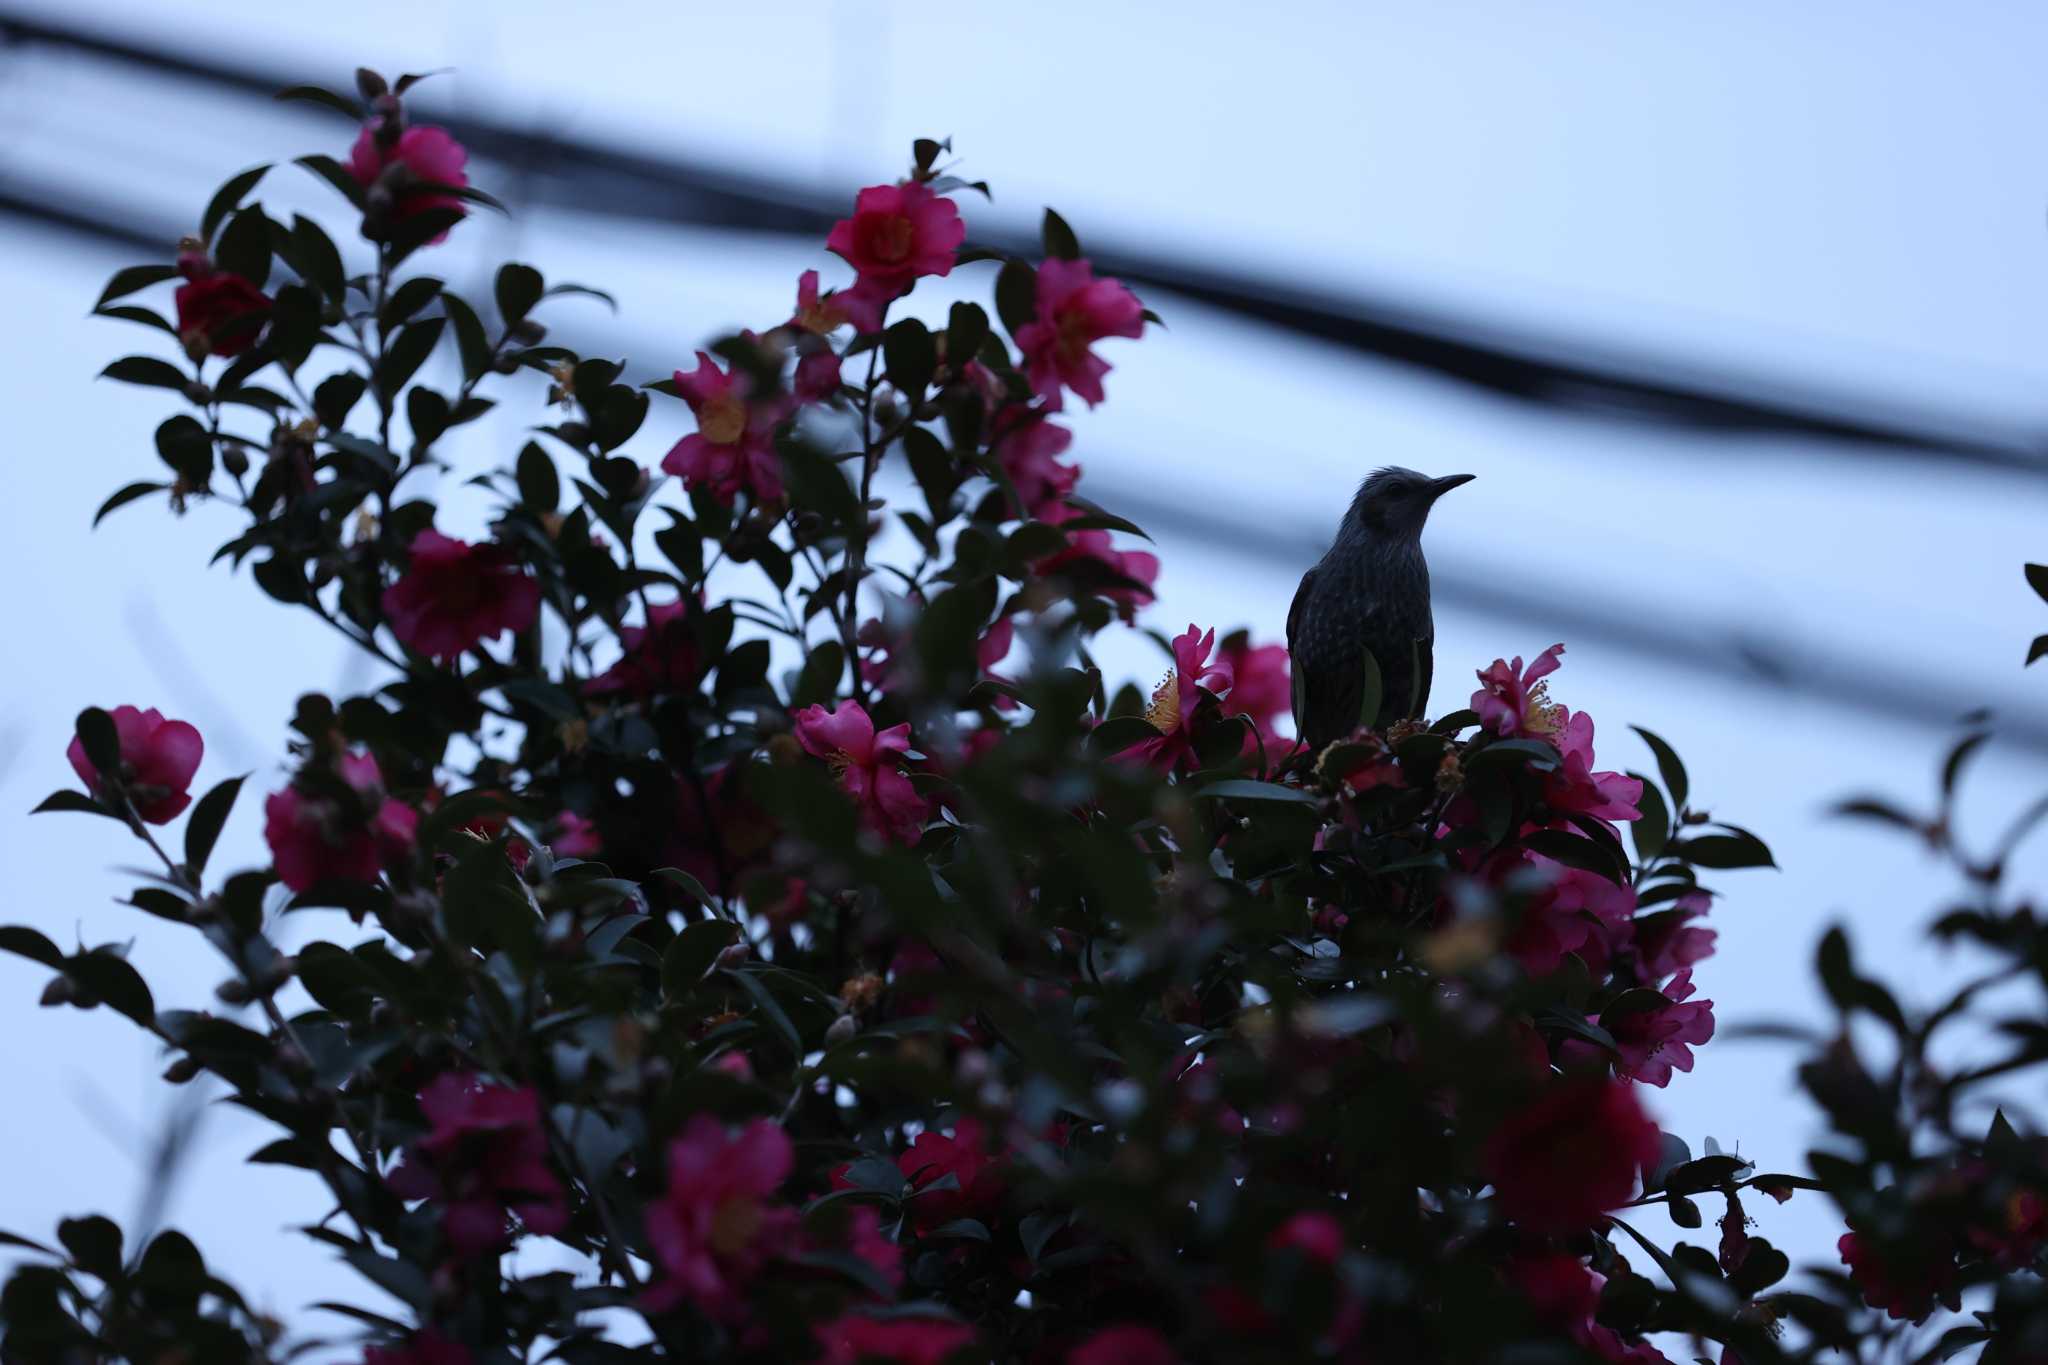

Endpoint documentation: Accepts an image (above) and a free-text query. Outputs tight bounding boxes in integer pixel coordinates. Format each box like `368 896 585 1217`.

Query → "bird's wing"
1287 567 1317 740
1412 623 1435 721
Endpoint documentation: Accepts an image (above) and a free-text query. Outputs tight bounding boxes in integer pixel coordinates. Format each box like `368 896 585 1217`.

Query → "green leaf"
376 317 445 403
380 275 444 329
724 967 803 1057
1356 646 1383 729
662 920 738 998
295 154 369 211
1670 830 1776 870
946 301 990 367
313 371 368 429
995 259 1038 337
1192 778 1320 806
516 441 559 512
1631 725 1689 814
57 1216 123 1279
1088 714 1162 756
495 262 544 324
1629 774 1669 862
287 215 345 301
101 356 190 391
66 951 155 1027
214 207 273 288
0 926 63 968
2027 563 2048 604
200 165 271 246
792 640 847 709
884 318 937 397
441 292 491 380
274 85 362 119
1041 208 1082 260
1941 730 1991 798
75 707 121 777
339 1245 430 1310
31 791 114 819
651 866 715 905
95 264 178 310
2028 634 2048 666
93 481 166 527
183 775 245 876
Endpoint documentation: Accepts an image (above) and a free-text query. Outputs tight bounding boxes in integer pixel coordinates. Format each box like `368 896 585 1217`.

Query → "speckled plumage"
1287 467 1472 750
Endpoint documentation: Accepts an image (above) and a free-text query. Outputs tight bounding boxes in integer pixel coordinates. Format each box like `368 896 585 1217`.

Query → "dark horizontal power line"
6 16 2044 754
3 7 2045 473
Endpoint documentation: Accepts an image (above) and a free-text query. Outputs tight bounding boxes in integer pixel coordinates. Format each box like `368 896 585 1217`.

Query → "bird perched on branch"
1287 468 1474 752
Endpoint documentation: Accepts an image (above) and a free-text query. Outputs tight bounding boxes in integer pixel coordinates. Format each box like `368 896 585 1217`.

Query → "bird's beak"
1428 473 1475 500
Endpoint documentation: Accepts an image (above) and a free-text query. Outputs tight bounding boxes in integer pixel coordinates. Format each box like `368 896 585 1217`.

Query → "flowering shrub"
6 64 2045 1365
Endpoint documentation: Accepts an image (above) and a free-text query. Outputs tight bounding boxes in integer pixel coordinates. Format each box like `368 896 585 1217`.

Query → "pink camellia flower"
348 121 471 243
1483 1076 1661 1233
1838 1231 1958 1323
1474 644 1568 739
998 419 1082 518
1015 258 1146 410
643 1115 801 1316
67 705 203 824
795 349 843 404
1269 1211 1345 1263
793 701 927 844
843 1204 904 1291
1548 711 1643 823
549 810 602 858
1511 1255 1672 1364
264 751 419 892
1633 892 1718 982
815 1313 977 1365
1596 969 1715 1087
661 351 788 506
382 530 540 663
172 251 271 360
363 1331 473 1365
1124 625 1234 771
1219 637 1292 762
585 599 701 696
1035 504 1159 620
1498 850 1637 978
387 1073 567 1257
1071 1325 1179 1365
825 181 966 295
790 267 887 336
899 1118 1005 1232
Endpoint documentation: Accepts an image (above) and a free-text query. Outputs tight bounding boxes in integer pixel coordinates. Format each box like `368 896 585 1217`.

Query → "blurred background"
4 0 2048 1344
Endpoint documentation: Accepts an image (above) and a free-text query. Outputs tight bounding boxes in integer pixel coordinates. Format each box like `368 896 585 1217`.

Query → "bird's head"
1344 466 1474 541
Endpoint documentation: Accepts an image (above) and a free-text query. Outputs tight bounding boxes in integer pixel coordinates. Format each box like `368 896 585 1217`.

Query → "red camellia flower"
643 1115 800 1316
263 751 418 892
1473 644 1642 822
1474 644 1567 738
1035 504 1159 619
793 701 928 844
549 810 602 858
1511 1255 1672 1364
363 1331 473 1365
815 1313 976 1365
1838 1231 1959 1323
382 529 540 662
66 705 203 824
661 351 789 506
997 418 1081 518
1634 892 1718 981
1595 969 1716 1087
1070 1325 1179 1365
586 599 701 696
1124 625 1234 770
790 267 887 336
1015 257 1145 410
1548 711 1644 823
1484 1077 1661 1232
348 120 471 243
1219 636 1293 762
387 1073 568 1257
1498 850 1637 978
898 1118 1005 1232
825 181 966 295
1269 1211 1345 1263
173 248 270 360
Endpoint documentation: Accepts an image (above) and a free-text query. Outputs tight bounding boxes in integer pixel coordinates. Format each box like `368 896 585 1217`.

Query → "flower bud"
510 318 547 345
222 446 250 478
215 976 252 1005
162 1055 202 1084
824 1013 858 1045
716 941 751 969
